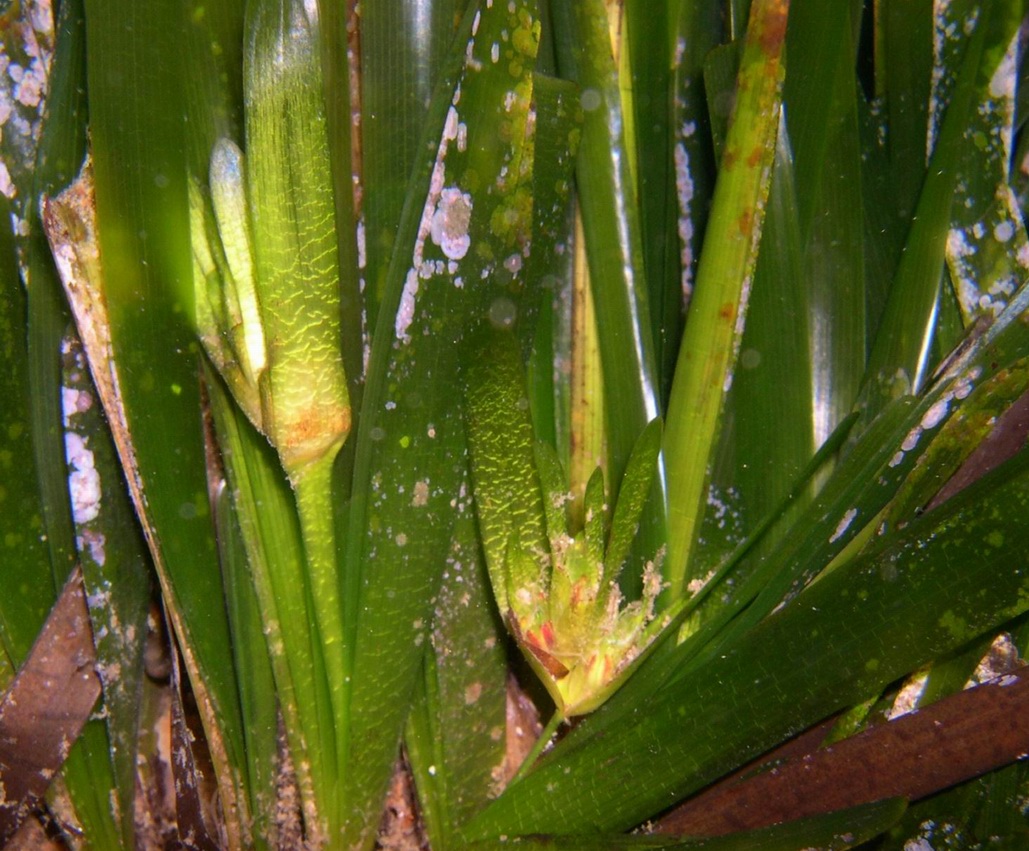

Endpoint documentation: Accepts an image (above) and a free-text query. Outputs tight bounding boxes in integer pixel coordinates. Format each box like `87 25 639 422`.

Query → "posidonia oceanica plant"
2 0 1029 848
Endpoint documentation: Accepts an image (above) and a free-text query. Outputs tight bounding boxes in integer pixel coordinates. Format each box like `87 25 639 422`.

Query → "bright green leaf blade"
524 72 579 450
698 116 811 580
669 0 723 358
582 465 607 567
624 0 683 399
858 92 907 353
465 326 550 616
315 0 364 437
181 0 244 175
879 0 932 222
663 0 789 597
534 440 571 545
701 40 742 160
464 447 1029 836
59 721 123 849
244 0 350 475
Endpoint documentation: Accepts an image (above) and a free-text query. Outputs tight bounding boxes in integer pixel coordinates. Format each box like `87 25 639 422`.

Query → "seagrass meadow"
3 0 1029 848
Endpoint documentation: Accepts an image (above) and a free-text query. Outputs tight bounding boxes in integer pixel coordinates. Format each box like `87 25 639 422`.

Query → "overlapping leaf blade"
340 1 544 843
464 444 1029 836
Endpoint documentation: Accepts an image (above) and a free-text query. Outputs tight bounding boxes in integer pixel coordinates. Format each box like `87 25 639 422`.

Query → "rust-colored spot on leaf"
738 208 754 236
722 148 738 171
718 302 736 321
746 145 764 168
756 0 789 58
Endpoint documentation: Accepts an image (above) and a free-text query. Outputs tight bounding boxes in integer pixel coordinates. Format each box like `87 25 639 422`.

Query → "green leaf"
0 195 51 681
464 332 669 719
359 0 469 325
464 327 550 620
582 465 607 569
206 365 338 837
243 0 351 477
943 2 1028 325
524 72 579 452
535 440 571 545
699 115 811 580
61 335 150 849
663 0 789 596
879 0 933 223
550 0 662 489
6 2 136 844
405 509 509 848
604 418 663 585
213 484 280 851
234 6 353 823
624 0 685 399
81 0 248 841
783 0 866 442
668 0 723 379
859 2 1022 421
340 2 543 842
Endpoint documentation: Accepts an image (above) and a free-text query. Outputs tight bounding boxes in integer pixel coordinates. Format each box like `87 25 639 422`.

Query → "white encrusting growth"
430 186 473 260
412 480 430 508
62 386 92 423
60 333 106 533
0 162 13 199
674 135 696 304
395 270 420 345
0 0 53 201
829 508 857 545
920 396 950 431
356 217 367 269
989 30 1017 101
674 37 686 67
65 432 101 525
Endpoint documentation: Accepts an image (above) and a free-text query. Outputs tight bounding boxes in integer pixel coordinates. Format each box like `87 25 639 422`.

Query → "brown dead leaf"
0 568 101 844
